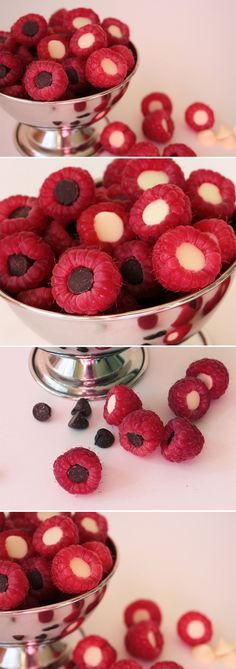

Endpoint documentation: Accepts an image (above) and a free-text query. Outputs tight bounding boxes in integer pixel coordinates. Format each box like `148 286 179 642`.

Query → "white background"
0 346 235 511
0 156 235 346
0 0 235 156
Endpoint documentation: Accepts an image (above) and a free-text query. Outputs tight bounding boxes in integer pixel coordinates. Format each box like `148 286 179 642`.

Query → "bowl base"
15 123 103 157
0 640 70 669
29 347 148 399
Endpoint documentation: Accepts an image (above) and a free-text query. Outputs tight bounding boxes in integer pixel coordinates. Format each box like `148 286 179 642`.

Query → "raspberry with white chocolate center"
121 159 185 201
32 514 79 557
100 121 136 155
77 201 129 248
0 530 32 561
129 184 192 241
185 169 235 220
85 48 127 89
168 376 210 421
185 102 215 131
73 634 117 669
51 544 103 594
177 610 213 646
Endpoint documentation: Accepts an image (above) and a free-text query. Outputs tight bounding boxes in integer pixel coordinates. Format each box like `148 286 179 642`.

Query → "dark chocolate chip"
32 403 51 422
95 428 114 448
66 66 79 85
22 21 39 37
9 206 31 219
0 65 10 78
66 220 79 239
167 431 175 445
8 253 33 277
121 258 143 285
35 71 52 89
67 464 89 483
0 574 8 592
71 398 91 417
67 267 93 295
13 635 25 641
68 413 89 429
127 432 144 447
28 568 43 590
54 179 79 206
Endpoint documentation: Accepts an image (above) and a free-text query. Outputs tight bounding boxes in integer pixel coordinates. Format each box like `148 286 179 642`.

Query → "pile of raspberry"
0 9 135 101
0 511 115 611
0 161 235 318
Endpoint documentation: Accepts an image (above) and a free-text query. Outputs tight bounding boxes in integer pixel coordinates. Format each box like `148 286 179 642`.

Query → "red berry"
83 542 113 575
25 511 70 527
0 52 23 87
0 560 29 610
32 515 79 557
62 57 86 93
73 634 117 669
77 201 130 249
49 9 68 28
104 385 142 426
114 240 158 299
24 59 68 101
0 231 54 295
151 663 184 669
64 8 100 34
70 25 107 59
186 358 229 400
185 169 235 220
16 45 35 66
17 286 55 310
37 34 69 61
110 662 142 669
22 556 55 603
129 184 192 242
100 122 136 155
124 600 162 627
121 159 185 202
12 13 47 47
51 544 103 594
160 417 204 462
0 195 48 236
0 31 17 53
141 92 173 116
51 247 122 315
112 45 135 73
168 377 210 421
44 219 80 257
101 18 129 46
0 513 5 531
85 48 127 89
194 218 236 265
128 142 160 157
185 103 215 131
1 83 26 98
39 167 95 222
53 447 102 494
163 144 196 157
125 620 164 660
103 159 128 187
0 529 32 561
177 611 213 646
74 512 108 543
119 409 164 457
152 225 221 292
143 111 174 143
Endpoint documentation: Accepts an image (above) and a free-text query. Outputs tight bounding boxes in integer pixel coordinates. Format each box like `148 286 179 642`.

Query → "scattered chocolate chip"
68 413 89 429
32 403 52 422
67 267 94 294
167 431 175 445
8 253 33 277
71 398 91 417
9 206 31 219
95 428 114 448
121 258 143 285
54 179 79 206
35 71 52 89
127 432 144 447
22 20 39 37
0 574 8 592
67 464 89 483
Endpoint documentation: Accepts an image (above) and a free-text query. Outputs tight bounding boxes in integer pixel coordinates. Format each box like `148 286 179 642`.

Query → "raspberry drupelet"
141 92 173 116
0 195 48 237
101 17 130 46
74 512 108 544
0 231 54 295
194 218 236 265
186 358 229 399
129 184 192 242
114 240 158 299
121 159 185 202
85 48 127 89
73 635 117 669
11 13 47 47
70 25 108 59
168 377 211 421
24 60 68 101
53 447 102 494
104 385 142 426
185 103 215 131
185 169 235 220
32 514 79 557
51 544 103 593
39 167 95 222
125 620 164 660
124 599 162 627
143 110 174 143
100 122 136 155
0 52 23 87
177 611 213 646
0 560 29 610
160 417 205 462
77 201 130 250
119 409 164 457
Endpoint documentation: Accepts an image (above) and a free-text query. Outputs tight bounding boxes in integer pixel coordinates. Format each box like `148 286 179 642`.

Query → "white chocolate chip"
193 110 209 126
147 631 156 647
216 124 232 140
133 609 150 623
197 373 213 390
109 130 125 148
198 130 217 146
48 40 66 59
198 182 222 205
81 517 99 533
149 100 163 112
107 394 116 413
78 33 95 49
73 17 91 29
84 647 103 667
70 557 91 578
221 135 236 149
94 211 124 242
187 620 205 638
137 170 169 190
43 526 63 546
101 58 117 75
108 25 122 38
176 242 205 271
142 199 169 226
6 536 28 559
161 118 168 131
186 390 200 410
192 644 215 663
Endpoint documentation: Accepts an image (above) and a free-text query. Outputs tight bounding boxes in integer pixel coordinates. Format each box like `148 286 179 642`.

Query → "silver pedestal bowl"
0 538 117 669
0 44 138 157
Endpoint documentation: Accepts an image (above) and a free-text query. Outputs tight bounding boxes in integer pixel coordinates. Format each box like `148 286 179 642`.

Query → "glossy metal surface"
0 45 138 157
29 347 148 398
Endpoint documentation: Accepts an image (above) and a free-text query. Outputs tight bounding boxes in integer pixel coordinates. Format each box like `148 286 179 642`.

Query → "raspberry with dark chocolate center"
127 432 144 447
68 464 89 483
8 253 33 277
54 179 79 206
23 21 39 37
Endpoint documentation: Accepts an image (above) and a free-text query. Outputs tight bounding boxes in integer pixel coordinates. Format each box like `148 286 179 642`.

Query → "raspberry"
177 611 213 646
163 324 192 345
51 247 122 314
39 167 95 222
185 169 235 220
160 417 204 462
51 544 103 593
141 93 173 116
85 48 127 89
143 111 174 143
0 195 47 236
65 8 100 34
0 32 17 53
70 25 107 59
37 34 69 61
152 226 221 292
124 600 162 627
163 144 196 157
24 60 68 101
25 511 70 527
0 513 5 531
0 52 23 87
100 122 136 155
16 45 35 66
104 385 142 426
0 231 54 295
119 409 164 457
112 45 135 72
0 529 32 561
114 240 158 299
125 620 164 660
73 635 117 669
77 202 130 249
11 13 47 47
168 377 210 421
22 556 55 603
32 515 79 557
44 219 80 257
110 662 142 669
127 142 160 157
151 664 184 669
83 542 113 575
1 84 26 98
186 358 229 400
106 288 139 315
94 186 109 203
17 286 55 310
73 512 108 543
121 159 185 202
102 18 129 46
53 447 102 494
0 560 29 610
49 9 68 28
194 218 236 265
103 159 128 187
185 103 215 131
129 184 192 242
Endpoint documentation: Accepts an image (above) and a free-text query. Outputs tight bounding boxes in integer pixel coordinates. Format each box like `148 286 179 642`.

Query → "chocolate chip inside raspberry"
28 568 43 590
32 402 52 421
22 21 39 37
0 37 5 44
9 206 31 219
66 66 79 85
127 432 144 447
67 464 89 483
35 71 53 89
54 179 79 206
68 413 89 429
121 258 143 285
0 574 8 592
8 253 33 276
0 65 10 78
95 428 114 448
71 398 91 416
66 221 79 239
67 267 94 294
167 431 175 445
